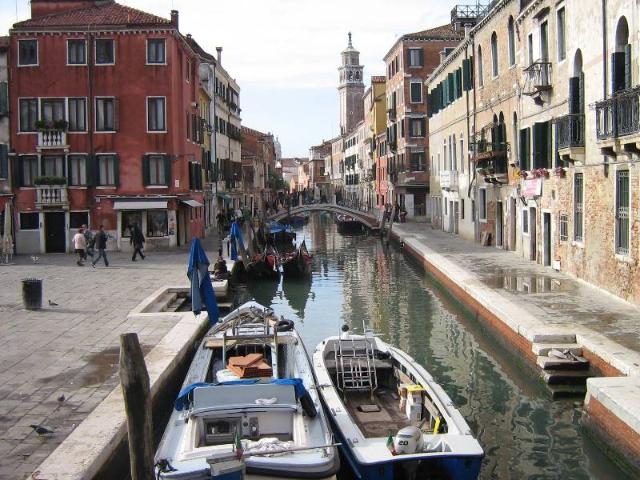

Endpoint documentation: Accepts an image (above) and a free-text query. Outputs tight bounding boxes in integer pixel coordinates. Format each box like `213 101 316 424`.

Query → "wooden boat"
313 328 483 480
246 248 280 280
154 301 340 480
335 214 365 234
267 221 296 250
281 240 312 278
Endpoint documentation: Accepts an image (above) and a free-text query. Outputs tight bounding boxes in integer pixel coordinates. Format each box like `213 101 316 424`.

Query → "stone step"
530 332 577 344
548 383 587 400
543 369 592 385
532 343 583 356
536 356 590 371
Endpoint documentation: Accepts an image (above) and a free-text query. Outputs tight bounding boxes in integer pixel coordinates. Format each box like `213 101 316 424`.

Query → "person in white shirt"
72 228 87 266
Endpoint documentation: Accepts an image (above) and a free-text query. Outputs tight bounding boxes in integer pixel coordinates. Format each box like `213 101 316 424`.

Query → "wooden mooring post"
119 333 155 480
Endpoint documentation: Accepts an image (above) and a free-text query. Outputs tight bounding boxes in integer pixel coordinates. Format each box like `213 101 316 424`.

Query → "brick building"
9 0 206 253
241 126 275 214
0 36 10 234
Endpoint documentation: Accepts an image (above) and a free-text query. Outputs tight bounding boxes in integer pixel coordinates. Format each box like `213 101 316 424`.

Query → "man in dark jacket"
91 225 109 268
130 224 145 261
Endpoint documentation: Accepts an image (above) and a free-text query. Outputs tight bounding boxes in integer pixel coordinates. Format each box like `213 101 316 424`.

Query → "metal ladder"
335 336 378 399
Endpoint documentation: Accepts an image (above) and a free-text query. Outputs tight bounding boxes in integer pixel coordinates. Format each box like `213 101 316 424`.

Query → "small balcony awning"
113 200 168 210
181 199 204 208
216 192 232 203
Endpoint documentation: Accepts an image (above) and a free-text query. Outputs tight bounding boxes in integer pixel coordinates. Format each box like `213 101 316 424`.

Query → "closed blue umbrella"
187 238 219 325
229 221 245 261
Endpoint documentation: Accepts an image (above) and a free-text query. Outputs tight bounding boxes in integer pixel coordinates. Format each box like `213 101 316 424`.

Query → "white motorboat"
154 301 339 479
313 327 483 480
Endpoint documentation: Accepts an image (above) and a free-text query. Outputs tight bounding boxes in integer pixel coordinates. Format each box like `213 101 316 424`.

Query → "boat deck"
344 388 410 438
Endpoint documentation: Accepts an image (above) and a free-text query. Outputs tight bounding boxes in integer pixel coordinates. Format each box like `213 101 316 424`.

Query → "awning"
216 192 232 203
181 199 204 208
113 200 168 210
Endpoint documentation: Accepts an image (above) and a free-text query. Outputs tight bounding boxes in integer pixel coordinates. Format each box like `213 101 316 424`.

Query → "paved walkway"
393 223 640 354
0 243 210 479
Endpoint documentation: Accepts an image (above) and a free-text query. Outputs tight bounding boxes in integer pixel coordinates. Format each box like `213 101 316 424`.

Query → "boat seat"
192 384 297 413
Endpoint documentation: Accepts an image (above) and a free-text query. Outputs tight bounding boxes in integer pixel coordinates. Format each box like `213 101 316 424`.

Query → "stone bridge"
267 203 381 230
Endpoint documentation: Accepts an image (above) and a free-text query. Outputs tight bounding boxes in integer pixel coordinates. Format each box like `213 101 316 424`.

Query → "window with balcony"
97 154 118 186
408 48 424 67
574 173 583 241
68 155 87 186
508 16 515 67
527 34 533 65
67 39 86 65
41 99 65 123
410 82 422 103
68 98 86 132
143 154 169 186
611 17 631 94
409 118 425 137
557 8 566 61
147 39 166 64
147 97 166 132
95 39 114 64
18 40 37 66
540 21 549 61
96 97 116 131
532 121 551 169
42 155 64 177
19 155 38 187
615 170 630 255
19 98 37 132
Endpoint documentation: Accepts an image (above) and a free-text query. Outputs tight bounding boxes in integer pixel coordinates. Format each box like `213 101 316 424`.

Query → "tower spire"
348 31 353 48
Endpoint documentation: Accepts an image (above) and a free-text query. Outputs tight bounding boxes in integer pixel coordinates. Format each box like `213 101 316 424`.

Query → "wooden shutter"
624 44 632 90
533 122 550 169
420 118 426 137
164 155 171 186
519 128 529 171
462 59 471 91
15 156 24 187
568 77 580 114
418 48 424 67
188 162 194 190
0 82 7 115
86 155 96 186
113 155 120 187
612 52 626 93
0 144 7 179
142 154 150 186
113 98 119 131
456 69 463 98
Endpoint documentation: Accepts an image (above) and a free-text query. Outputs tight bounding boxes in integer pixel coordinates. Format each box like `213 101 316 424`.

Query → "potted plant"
519 170 529 179
554 166 566 178
34 176 67 186
53 119 69 131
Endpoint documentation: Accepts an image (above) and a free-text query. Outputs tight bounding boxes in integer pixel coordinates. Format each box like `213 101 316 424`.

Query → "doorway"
529 207 537 261
509 198 517 251
543 212 551 266
454 201 459 234
177 209 187 247
496 201 504 248
45 212 66 253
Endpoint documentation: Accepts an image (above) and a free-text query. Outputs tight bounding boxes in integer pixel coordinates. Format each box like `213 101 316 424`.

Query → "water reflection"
242 213 629 480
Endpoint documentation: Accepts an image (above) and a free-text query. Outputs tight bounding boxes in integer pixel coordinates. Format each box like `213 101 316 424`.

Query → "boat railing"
334 336 378 400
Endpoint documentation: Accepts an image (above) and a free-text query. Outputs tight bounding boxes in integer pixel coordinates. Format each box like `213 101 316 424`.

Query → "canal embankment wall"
32 286 210 480
390 224 640 476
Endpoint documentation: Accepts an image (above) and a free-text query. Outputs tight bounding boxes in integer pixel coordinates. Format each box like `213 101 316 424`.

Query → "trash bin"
22 278 42 310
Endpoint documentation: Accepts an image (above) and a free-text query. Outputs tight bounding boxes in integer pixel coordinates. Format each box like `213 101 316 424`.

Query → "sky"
0 0 459 157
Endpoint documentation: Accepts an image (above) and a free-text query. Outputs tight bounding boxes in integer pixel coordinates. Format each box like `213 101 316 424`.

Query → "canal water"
238 213 630 480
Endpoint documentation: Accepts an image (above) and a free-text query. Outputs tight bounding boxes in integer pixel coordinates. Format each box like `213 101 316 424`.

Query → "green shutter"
15 157 23 187
86 155 96 186
0 144 7 179
519 129 529 171
113 155 120 187
142 155 150 186
0 82 7 115
418 48 424 66
462 59 471 91
189 162 194 190
533 122 550 169
456 68 463 98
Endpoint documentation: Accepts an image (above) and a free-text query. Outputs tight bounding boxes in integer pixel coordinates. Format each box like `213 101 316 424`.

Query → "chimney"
216 47 223 64
440 50 447 63
464 24 472 38
170 10 179 30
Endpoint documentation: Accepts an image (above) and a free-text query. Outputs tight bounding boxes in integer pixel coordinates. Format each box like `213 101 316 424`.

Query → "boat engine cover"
394 426 424 454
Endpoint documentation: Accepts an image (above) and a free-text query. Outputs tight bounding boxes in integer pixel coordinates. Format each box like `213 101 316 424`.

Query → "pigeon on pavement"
57 395 65 403
48 300 59 306
30 424 54 436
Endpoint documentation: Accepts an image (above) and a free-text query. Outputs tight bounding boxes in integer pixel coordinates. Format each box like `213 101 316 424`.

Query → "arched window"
491 32 499 77
508 17 515 66
477 46 484 87
613 17 631 92
570 50 584 114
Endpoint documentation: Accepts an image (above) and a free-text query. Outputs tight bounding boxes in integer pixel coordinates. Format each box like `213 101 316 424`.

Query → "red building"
9 0 205 253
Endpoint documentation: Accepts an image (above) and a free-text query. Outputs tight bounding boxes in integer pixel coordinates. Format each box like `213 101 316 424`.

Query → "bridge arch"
267 203 380 230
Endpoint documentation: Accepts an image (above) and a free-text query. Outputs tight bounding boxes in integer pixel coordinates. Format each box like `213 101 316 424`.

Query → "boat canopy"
267 221 294 234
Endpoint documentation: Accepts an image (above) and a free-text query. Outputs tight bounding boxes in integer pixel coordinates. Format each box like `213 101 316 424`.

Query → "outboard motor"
393 426 424 454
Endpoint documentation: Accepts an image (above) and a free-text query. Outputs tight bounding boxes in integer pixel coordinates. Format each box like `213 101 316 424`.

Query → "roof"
183 35 215 62
13 1 173 29
384 23 463 60
0 36 9 50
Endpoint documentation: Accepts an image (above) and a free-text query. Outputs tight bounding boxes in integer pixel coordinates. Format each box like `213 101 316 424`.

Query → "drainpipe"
469 32 479 243
212 63 218 219
87 26 95 220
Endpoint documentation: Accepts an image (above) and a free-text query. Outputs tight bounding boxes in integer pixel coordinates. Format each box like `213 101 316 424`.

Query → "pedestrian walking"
91 225 109 268
82 224 95 259
72 228 87 266
130 223 145 261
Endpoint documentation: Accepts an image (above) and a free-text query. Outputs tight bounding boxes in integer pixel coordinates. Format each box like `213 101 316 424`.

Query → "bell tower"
338 32 364 135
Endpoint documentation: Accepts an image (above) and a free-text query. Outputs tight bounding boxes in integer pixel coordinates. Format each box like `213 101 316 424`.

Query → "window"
147 210 168 237
20 212 39 230
42 156 64 177
0 81 7 115
508 17 516 67
528 34 534 65
19 156 38 186
147 39 166 64
144 154 169 186
19 98 38 132
18 40 37 66
410 82 423 103
479 189 487 220
540 21 549 61
96 97 115 131
186 59 191 82
409 118 424 137
471 200 476 222
122 211 142 237
408 48 423 67
574 173 583 241
68 155 87 186
460 136 465 173
559 213 568 241
460 199 465 219
0 144 7 179
533 121 550 169
522 208 529 233
477 46 484 87
557 8 566 61
97 154 117 186
147 97 166 132
95 39 114 64
615 170 630 255
41 99 65 123
67 39 86 65
491 32 499 77
68 98 86 132
70 211 88 229
452 134 457 170
410 151 425 171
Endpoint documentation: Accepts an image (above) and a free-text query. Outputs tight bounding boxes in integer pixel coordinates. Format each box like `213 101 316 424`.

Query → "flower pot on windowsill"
554 167 566 178
34 176 67 186
35 120 69 132
519 170 529 180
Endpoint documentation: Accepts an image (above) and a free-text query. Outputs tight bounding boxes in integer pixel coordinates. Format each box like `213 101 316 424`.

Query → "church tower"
338 32 364 135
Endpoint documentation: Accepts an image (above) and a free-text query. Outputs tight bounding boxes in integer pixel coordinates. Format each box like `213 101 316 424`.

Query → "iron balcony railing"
595 86 640 140
523 61 553 95
555 114 585 149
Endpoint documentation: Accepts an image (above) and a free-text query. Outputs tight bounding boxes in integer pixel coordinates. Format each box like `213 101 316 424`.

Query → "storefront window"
122 211 142 237
147 210 168 237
